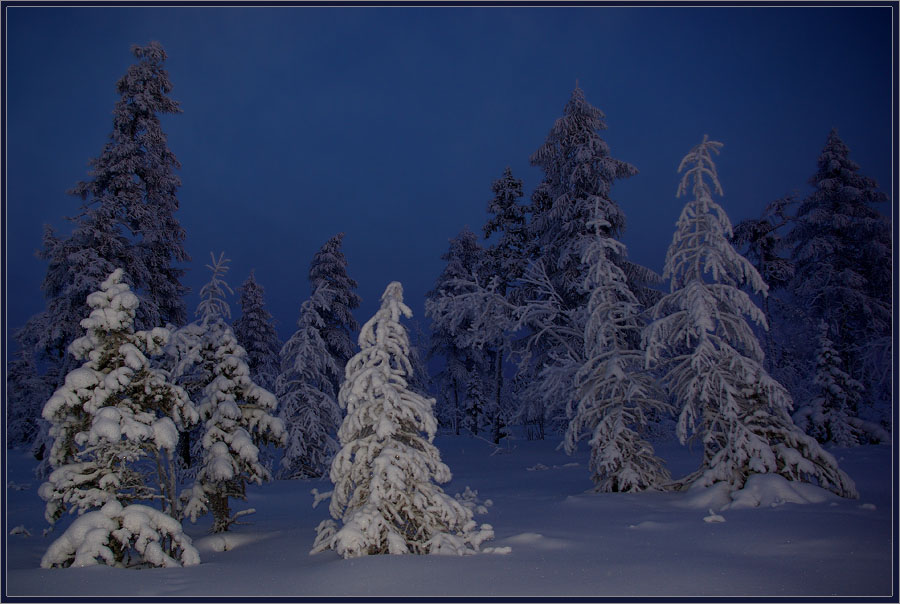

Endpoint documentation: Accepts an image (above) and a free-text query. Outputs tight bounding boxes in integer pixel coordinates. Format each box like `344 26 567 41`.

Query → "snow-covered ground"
4 434 894 598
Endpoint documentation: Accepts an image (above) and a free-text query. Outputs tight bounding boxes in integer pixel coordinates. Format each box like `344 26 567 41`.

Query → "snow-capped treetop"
663 137 767 296
530 84 638 242
197 252 233 325
676 134 724 201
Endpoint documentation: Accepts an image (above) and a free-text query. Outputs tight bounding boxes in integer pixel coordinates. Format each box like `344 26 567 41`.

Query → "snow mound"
628 521 667 530
504 532 568 550
674 482 732 511
194 531 275 553
703 509 726 523
725 474 838 510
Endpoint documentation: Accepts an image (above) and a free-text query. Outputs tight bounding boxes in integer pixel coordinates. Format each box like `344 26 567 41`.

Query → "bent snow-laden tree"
38 270 200 568
174 253 286 533
565 211 671 492
313 282 495 558
643 136 857 498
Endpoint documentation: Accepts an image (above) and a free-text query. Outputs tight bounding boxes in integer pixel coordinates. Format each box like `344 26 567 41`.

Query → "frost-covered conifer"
233 271 281 392
6 346 51 450
643 136 856 498
520 85 641 435
276 285 342 479
793 322 872 447
425 228 492 435
566 217 671 492
38 270 200 567
313 282 494 558
308 233 361 388
175 254 286 532
528 84 638 308
70 41 189 330
787 129 891 427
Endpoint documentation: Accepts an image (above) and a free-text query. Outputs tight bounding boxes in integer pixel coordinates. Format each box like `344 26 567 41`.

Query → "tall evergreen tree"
308 233 361 389
643 135 856 498
275 284 342 479
519 85 639 436
787 129 891 426
528 84 638 309
69 41 189 330
312 282 494 558
233 271 281 392
425 228 491 436
566 213 671 492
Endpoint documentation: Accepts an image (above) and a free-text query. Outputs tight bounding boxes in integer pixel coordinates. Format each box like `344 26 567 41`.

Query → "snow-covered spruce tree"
308 233 362 391
793 322 875 447
175 253 286 532
787 129 891 431
521 84 642 434
275 284 342 479
69 41 189 330
312 282 494 558
643 136 857 498
38 269 200 567
528 84 638 309
425 228 492 435
565 214 671 492
233 271 281 392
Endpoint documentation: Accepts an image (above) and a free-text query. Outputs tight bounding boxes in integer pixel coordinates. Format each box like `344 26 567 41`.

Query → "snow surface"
4 435 894 597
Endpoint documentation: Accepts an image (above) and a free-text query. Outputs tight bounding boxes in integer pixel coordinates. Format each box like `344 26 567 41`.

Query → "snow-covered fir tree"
527 84 638 309
425 228 492 436
174 253 286 532
565 215 671 492
312 282 495 558
275 284 342 479
793 322 871 447
520 84 640 435
643 136 857 498
308 233 362 391
38 269 200 567
786 129 891 433
233 271 281 392
69 41 189 330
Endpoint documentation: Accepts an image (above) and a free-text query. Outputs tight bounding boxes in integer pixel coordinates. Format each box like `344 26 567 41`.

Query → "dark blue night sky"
4 4 894 348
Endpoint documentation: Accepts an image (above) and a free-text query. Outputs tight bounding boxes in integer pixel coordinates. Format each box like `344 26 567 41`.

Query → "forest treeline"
6 42 891 568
